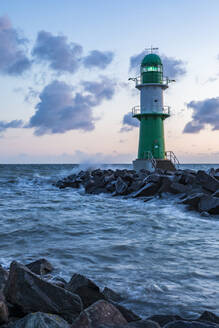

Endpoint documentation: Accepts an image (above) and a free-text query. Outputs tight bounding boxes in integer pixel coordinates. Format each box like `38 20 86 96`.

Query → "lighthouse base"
133 159 155 172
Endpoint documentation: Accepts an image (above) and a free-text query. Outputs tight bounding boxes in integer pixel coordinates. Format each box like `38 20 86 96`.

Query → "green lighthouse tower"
131 50 177 171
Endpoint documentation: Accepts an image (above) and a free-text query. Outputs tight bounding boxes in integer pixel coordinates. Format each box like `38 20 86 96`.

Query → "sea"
0 163 219 319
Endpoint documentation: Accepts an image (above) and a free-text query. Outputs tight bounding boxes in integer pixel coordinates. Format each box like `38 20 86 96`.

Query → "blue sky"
0 0 219 163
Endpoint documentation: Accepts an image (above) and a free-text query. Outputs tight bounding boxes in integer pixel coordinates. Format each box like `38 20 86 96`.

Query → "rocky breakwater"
0 258 219 327
55 168 219 215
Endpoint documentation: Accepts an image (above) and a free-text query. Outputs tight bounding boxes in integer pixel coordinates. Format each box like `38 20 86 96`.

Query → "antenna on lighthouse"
145 46 159 53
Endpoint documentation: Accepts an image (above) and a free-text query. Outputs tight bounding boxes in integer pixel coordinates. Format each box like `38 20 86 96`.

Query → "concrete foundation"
133 159 155 172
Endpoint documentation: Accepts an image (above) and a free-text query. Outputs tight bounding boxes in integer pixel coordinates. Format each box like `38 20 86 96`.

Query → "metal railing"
135 76 169 87
165 151 180 168
132 105 170 116
143 151 157 168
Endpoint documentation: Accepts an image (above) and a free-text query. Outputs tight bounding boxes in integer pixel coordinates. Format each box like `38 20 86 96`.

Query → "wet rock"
170 182 192 194
7 312 69 328
0 265 8 292
26 258 53 275
66 273 105 309
198 196 219 214
132 183 160 198
196 170 219 193
181 193 205 209
4 261 82 323
198 311 219 324
212 190 219 198
157 176 173 194
71 300 127 328
102 287 123 302
147 315 183 327
8 312 70 328
163 320 219 328
114 177 128 195
0 293 8 324
112 303 141 322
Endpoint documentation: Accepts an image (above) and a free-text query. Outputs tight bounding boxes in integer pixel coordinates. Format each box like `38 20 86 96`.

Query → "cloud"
32 30 83 73
120 112 139 132
0 120 23 134
183 97 219 133
27 77 116 136
83 50 114 69
32 31 114 73
0 16 32 75
129 51 186 79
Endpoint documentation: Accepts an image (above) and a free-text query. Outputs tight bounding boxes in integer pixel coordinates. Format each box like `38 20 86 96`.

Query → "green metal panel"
136 114 167 159
141 71 162 84
141 54 162 66
141 53 163 84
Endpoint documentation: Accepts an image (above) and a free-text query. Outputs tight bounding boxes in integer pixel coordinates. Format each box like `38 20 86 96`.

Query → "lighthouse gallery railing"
132 105 170 116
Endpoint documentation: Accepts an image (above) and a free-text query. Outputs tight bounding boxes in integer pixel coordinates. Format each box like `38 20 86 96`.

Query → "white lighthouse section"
140 85 163 114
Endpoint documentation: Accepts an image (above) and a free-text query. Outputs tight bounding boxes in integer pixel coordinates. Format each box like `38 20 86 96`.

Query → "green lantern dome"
140 53 163 84
141 53 162 67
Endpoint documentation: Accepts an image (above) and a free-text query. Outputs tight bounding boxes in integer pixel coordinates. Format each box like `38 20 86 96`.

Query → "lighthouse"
131 49 178 171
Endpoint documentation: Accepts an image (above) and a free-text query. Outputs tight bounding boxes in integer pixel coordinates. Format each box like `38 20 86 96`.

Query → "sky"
0 0 219 164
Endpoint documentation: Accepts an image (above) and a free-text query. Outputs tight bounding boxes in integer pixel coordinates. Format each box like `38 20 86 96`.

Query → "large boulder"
26 258 53 275
196 171 219 193
163 320 219 328
198 312 219 324
111 303 141 322
102 287 123 303
7 312 70 328
198 196 219 214
132 183 160 198
4 261 82 323
71 300 127 328
170 182 192 194
114 177 128 195
0 293 8 325
0 265 8 292
66 274 105 309
181 193 205 209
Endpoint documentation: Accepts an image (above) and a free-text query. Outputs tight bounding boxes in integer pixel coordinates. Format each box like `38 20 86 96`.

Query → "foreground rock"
0 266 9 292
7 312 69 328
71 300 127 328
26 258 53 275
4 261 82 323
66 273 105 309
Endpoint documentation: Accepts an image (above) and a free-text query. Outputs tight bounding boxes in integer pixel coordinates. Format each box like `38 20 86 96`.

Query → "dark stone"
132 183 160 198
148 315 183 327
26 258 53 275
127 180 145 194
199 311 219 324
170 182 192 194
196 170 219 193
157 176 174 194
0 293 8 324
115 177 128 195
102 287 123 302
71 300 127 328
4 261 82 323
212 190 219 198
112 303 141 322
163 320 219 328
0 265 8 292
66 273 105 309
198 196 219 214
7 312 69 327
181 193 205 209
